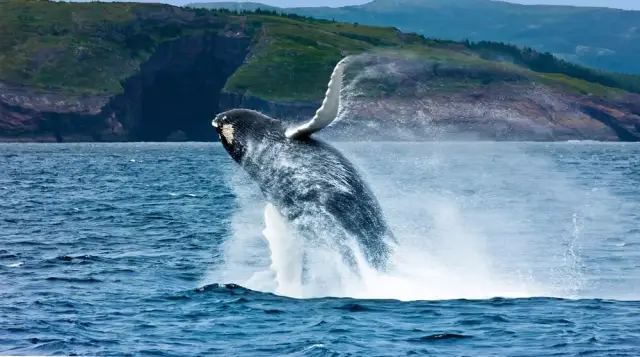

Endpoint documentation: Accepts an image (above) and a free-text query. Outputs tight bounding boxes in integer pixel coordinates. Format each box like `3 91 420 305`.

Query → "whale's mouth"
211 115 228 142
211 119 222 141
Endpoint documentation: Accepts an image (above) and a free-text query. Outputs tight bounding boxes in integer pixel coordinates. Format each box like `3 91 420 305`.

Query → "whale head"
212 108 284 163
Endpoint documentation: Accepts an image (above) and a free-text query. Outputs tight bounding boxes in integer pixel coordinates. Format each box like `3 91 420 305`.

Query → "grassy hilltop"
190 0 640 74
1 0 640 102
0 0 229 94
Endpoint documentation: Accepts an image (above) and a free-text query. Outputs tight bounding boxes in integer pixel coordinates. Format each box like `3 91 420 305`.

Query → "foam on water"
334 142 588 301
202 146 577 301
254 190 544 301
261 203 303 298
197 139 640 301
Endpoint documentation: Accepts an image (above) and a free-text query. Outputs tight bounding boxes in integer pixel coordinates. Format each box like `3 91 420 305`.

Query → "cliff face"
319 88 640 142
3 67 640 142
0 33 250 142
3 45 640 142
218 87 640 142
317 56 640 142
110 33 250 142
0 83 112 142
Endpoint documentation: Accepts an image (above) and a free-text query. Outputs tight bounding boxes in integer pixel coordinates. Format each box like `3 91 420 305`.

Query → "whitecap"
302 344 326 352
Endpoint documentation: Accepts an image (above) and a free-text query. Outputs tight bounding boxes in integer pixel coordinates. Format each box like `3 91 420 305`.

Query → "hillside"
1 0 639 142
189 0 640 74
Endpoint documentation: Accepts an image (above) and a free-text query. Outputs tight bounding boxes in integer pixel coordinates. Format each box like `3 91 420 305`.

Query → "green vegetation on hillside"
0 0 232 94
1 0 639 102
213 7 640 100
219 11 414 100
189 0 640 74
463 41 640 95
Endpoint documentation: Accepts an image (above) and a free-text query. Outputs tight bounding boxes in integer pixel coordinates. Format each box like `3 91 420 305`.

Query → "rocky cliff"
323 89 640 142
319 55 640 141
1 1 639 142
0 5 252 142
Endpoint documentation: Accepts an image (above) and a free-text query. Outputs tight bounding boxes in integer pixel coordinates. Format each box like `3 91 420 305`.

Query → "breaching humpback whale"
212 57 395 273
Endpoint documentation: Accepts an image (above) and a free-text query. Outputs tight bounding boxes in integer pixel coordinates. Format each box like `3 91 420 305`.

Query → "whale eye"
221 124 235 145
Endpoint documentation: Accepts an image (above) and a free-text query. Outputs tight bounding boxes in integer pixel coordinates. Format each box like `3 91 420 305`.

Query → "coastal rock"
318 86 640 141
0 33 250 142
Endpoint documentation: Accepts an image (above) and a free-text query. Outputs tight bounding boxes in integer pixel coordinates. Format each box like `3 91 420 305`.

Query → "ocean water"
1 141 639 356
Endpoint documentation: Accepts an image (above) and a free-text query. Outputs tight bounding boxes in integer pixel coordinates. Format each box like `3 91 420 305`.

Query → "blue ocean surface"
1 142 639 356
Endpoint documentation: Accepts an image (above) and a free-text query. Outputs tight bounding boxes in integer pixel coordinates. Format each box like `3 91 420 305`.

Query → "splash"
199 53 622 300
260 197 542 300
261 203 303 297
199 141 612 301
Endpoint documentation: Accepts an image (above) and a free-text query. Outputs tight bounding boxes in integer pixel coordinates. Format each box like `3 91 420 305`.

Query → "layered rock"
320 86 640 142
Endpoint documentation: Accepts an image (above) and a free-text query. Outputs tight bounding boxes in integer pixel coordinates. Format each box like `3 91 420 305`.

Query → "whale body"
212 57 395 273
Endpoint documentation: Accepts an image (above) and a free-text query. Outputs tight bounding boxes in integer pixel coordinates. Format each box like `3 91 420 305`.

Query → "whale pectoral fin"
285 57 350 140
